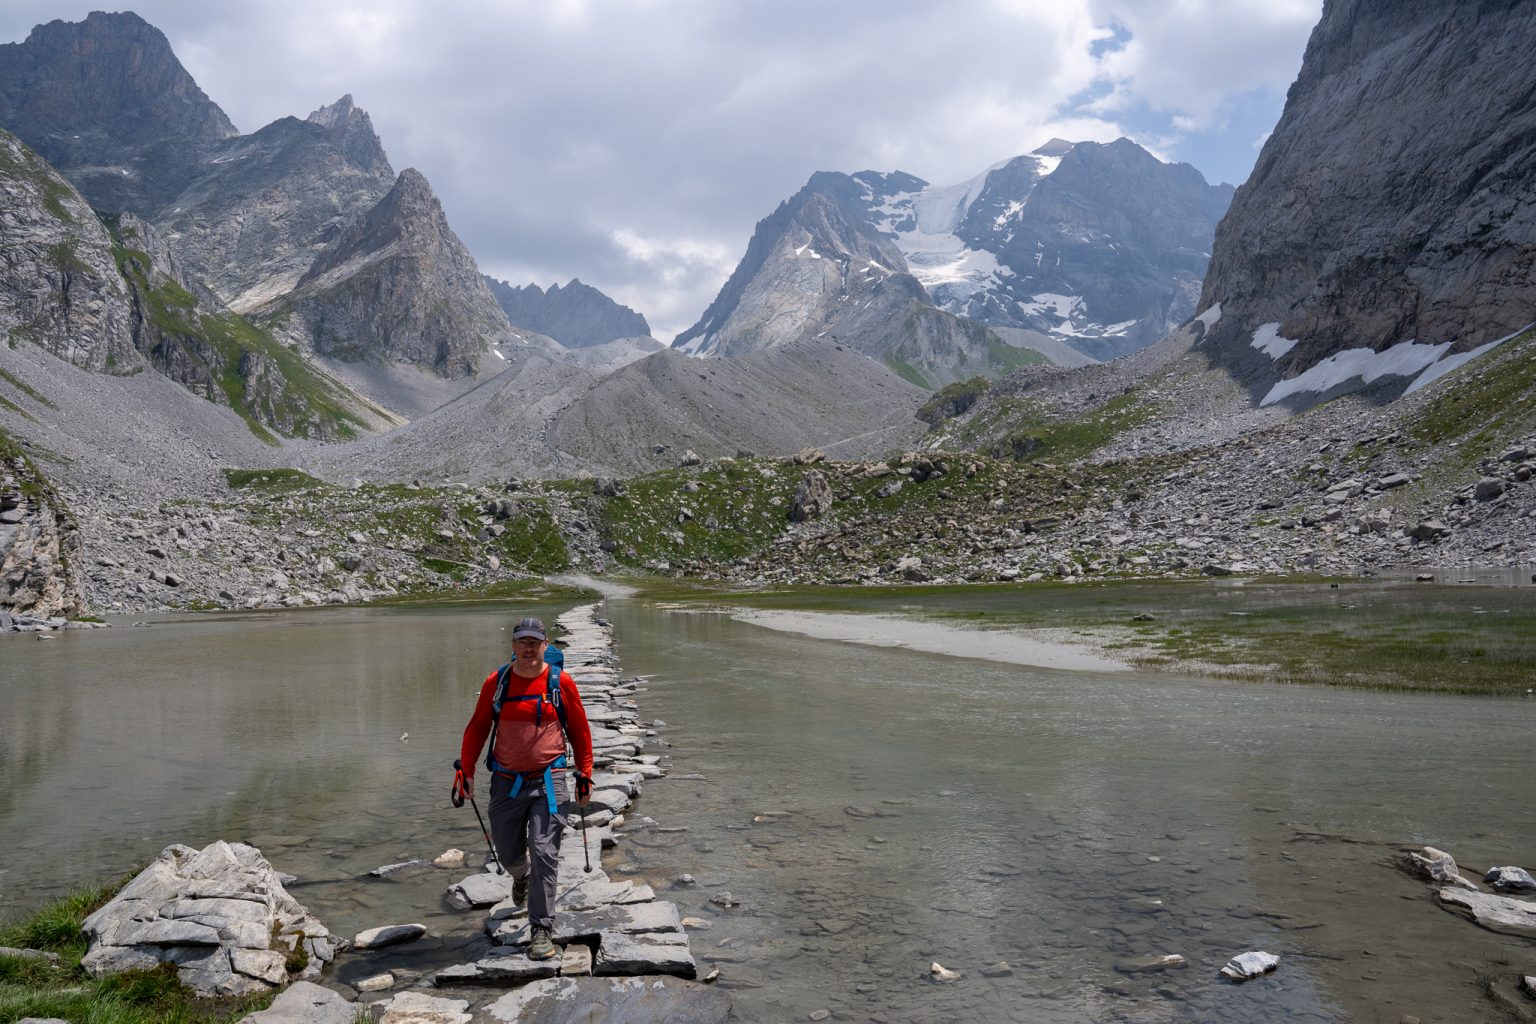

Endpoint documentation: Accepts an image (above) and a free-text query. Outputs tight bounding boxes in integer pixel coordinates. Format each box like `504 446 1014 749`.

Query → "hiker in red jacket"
459 617 594 961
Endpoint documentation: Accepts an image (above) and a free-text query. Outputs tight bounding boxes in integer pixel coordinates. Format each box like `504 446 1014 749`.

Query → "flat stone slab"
353 923 427 949
494 902 681 947
1439 887 1536 937
435 954 560 986
481 976 729 1023
593 929 696 978
240 980 358 1023
377 990 472 1024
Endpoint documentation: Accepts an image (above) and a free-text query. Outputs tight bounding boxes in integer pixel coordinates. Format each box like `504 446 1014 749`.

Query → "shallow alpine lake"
1 588 1533 1023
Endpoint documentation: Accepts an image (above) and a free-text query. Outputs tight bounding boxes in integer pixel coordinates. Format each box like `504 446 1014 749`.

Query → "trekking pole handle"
451 758 466 808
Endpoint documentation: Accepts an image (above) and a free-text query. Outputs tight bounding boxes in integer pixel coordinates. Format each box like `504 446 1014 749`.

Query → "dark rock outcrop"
1197 0 1536 406
485 277 651 348
0 11 237 213
286 168 511 376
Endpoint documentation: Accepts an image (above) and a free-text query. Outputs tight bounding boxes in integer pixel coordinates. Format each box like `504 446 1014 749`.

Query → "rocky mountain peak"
484 276 651 349
0 11 237 211
289 167 510 377
1031 138 1077 158
303 94 391 176
306 94 358 128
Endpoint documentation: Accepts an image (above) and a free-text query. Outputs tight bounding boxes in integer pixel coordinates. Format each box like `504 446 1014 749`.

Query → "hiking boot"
528 925 557 961
512 874 529 907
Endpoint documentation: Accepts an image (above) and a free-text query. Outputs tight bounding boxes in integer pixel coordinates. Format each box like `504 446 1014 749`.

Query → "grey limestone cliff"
0 128 139 373
158 96 397 312
1197 0 1536 405
485 277 651 348
286 168 511 376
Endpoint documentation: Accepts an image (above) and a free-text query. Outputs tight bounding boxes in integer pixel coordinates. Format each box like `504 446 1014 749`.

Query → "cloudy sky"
1 1 1321 341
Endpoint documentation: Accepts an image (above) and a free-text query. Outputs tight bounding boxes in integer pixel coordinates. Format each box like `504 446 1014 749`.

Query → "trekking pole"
573 772 592 873
452 759 504 875
579 800 592 873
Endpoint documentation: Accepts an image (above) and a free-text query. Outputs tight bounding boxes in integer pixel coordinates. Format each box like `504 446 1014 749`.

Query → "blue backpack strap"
486 663 513 775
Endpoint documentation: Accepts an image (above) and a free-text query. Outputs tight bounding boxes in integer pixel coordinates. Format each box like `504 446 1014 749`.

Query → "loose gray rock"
79 841 336 997
1220 951 1279 980
223 980 358 1024
1405 846 1478 889
790 470 833 522
353 923 427 950
1484 866 1536 893
446 871 512 909
1474 477 1506 501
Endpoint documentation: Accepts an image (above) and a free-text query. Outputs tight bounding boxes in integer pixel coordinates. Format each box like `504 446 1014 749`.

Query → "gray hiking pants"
488 767 568 929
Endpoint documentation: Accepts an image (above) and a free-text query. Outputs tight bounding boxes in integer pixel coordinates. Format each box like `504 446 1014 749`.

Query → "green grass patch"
883 352 932 390
593 459 803 568
110 239 366 443
0 881 283 1024
955 391 1155 464
0 368 57 410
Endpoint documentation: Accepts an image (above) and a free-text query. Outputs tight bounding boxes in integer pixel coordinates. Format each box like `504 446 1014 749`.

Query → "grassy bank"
0 883 280 1024
629 576 1536 696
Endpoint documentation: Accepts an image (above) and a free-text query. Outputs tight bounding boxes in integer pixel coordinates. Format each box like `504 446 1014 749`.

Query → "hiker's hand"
575 773 592 804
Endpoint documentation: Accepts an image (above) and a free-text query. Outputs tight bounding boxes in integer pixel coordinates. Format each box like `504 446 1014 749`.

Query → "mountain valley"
2 1 1535 627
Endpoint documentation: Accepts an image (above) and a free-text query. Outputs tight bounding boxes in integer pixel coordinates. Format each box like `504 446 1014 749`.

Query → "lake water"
1 593 1532 1023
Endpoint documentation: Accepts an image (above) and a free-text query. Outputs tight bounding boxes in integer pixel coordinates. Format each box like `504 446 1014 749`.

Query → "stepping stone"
495 902 682 946
376 990 471 1023
592 929 697 978
559 943 592 976
435 953 560 986
482 976 730 1023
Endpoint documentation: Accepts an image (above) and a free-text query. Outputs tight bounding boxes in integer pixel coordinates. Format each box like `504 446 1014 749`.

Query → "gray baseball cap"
511 617 546 640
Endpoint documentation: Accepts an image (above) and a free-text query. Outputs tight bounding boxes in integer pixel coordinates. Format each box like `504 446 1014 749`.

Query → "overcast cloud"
0 1 1320 340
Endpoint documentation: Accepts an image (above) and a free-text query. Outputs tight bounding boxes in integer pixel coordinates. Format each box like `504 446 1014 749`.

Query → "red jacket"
460 664 594 782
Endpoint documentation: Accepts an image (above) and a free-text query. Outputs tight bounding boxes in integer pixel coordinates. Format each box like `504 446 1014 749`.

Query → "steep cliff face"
157 96 397 311
286 168 510 376
1198 0 1536 406
109 213 374 441
485 277 651 348
0 11 237 213
0 129 139 373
